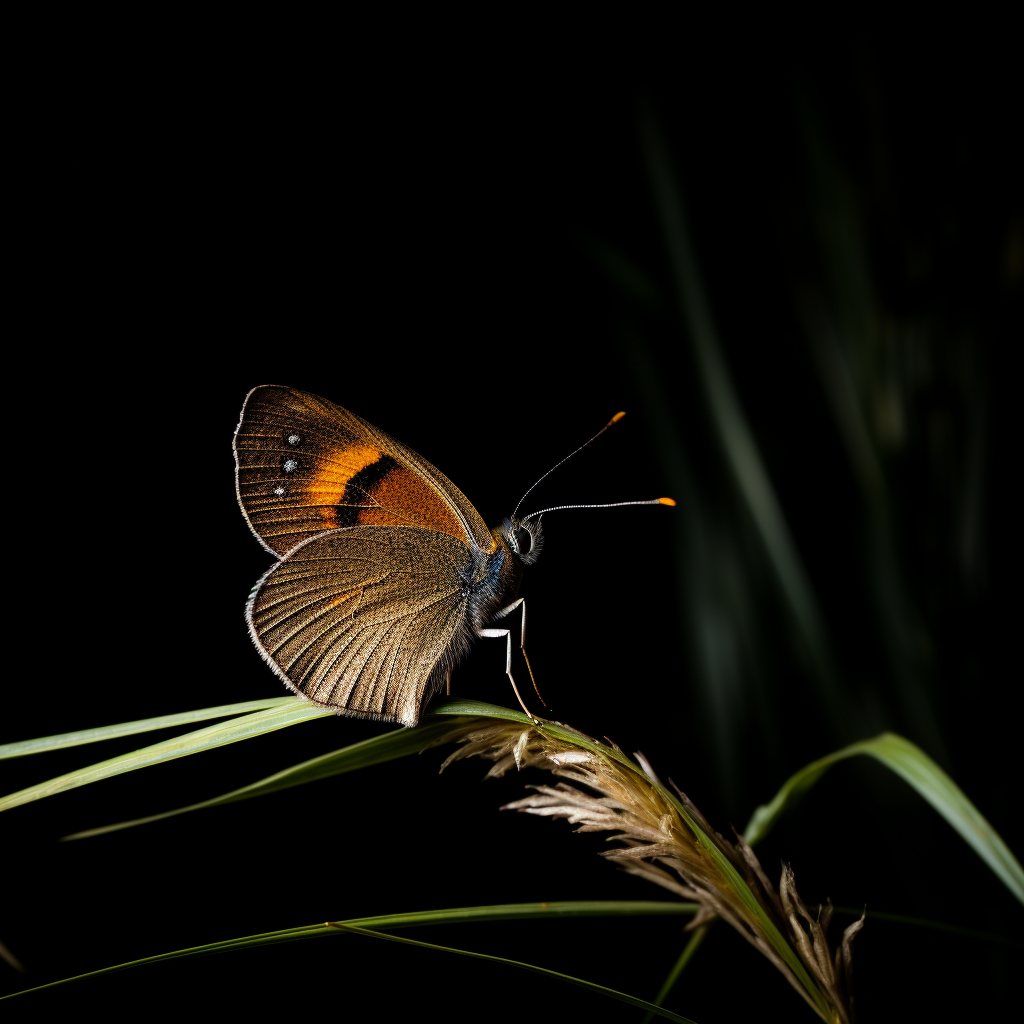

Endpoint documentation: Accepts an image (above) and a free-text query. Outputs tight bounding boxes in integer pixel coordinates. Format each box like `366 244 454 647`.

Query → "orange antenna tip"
610 411 627 424
659 497 677 506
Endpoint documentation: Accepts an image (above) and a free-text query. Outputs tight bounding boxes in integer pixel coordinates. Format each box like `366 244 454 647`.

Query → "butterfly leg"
480 599 548 716
478 607 536 721
494 599 547 709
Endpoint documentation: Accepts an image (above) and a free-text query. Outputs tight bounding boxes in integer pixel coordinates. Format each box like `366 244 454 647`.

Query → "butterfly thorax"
466 531 523 631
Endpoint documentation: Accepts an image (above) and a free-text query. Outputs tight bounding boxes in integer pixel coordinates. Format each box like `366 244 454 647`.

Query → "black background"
3 24 1020 1023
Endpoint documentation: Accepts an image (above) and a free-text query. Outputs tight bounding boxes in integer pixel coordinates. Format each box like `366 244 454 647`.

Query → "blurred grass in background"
582 47 1020 1017
591 56 1017 817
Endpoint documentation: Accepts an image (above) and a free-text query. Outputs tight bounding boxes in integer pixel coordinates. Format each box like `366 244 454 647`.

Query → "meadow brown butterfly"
234 385 673 726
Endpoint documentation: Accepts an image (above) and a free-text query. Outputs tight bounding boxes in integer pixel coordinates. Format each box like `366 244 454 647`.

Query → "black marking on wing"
336 453 399 525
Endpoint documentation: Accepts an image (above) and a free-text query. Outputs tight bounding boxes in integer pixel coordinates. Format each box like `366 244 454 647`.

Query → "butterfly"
234 385 673 727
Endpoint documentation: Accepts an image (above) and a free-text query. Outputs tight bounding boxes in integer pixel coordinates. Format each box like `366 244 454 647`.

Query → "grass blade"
426 698 533 722
0 699 295 759
1 901 698 1006
339 900 701 927
0 698 525 818
61 719 468 839
743 732 1024 905
641 925 709 1024
329 921 699 1023
7 697 831 1013
0 701 334 813
60 701 649 838
57 702 552 838
5 702 838 1017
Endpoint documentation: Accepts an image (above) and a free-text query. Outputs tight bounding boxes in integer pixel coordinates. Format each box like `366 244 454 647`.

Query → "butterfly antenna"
512 411 628 521
521 497 676 523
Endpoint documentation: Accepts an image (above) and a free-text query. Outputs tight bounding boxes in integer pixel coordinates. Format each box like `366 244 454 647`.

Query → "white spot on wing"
287 433 301 445
274 486 285 495
283 459 298 473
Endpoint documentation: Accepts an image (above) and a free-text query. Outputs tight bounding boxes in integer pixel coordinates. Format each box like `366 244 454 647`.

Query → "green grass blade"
58 702 551 837
61 719 469 839
665 785 830 1018
742 747 851 846
641 925 709 1024
0 698 526 819
329 922 698 1023
743 732 1024 906
339 900 701 928
0 701 335 813
427 698 534 722
1 901 698 1005
5 700 830 1013
0 699 296 759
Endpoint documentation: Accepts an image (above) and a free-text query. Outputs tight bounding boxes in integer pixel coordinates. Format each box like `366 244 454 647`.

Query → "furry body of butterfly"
235 385 542 727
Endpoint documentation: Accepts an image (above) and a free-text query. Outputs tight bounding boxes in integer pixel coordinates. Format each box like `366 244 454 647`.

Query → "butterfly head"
502 516 544 566
502 410 676 569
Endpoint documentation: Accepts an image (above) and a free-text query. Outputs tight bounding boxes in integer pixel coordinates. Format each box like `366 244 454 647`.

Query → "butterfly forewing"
234 385 493 557
247 526 472 726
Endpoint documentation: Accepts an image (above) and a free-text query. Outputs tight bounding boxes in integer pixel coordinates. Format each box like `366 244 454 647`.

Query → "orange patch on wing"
307 442 382 504
357 466 466 540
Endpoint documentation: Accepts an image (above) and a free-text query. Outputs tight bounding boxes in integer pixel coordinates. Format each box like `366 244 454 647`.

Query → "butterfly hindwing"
247 525 472 726
234 385 493 557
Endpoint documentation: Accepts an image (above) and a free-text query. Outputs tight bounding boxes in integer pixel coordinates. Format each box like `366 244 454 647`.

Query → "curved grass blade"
40 704 831 1014
662 790 829 1018
743 732 1024 906
59 701 548 838
0 699 295 759
1 901 699 1005
10 701 833 1015
0 701 335 813
1 699 523 818
62 719 468 839
329 921 698 1023
427 698 533 722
